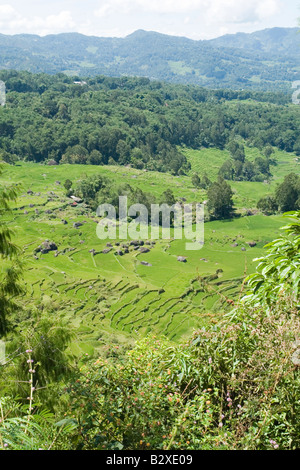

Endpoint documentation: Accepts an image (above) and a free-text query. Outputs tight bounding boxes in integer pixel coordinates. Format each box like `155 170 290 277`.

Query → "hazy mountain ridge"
0 27 299 91
210 27 299 55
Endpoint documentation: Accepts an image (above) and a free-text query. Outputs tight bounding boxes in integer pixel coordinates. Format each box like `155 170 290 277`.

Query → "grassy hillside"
183 146 300 208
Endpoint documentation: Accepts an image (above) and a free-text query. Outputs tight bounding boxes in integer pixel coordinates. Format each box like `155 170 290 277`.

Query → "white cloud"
128 0 207 14
0 4 16 19
256 0 280 19
0 6 75 35
206 0 281 24
94 0 281 19
95 0 207 15
0 0 293 39
94 4 114 19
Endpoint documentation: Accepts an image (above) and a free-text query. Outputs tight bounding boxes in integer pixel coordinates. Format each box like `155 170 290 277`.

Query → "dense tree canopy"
0 71 299 176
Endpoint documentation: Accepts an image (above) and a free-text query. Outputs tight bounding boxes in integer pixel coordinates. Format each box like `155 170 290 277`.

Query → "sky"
0 0 299 40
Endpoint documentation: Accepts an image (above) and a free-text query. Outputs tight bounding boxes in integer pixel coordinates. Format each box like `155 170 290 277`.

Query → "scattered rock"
62 219 68 225
115 250 124 256
231 243 238 247
141 261 152 266
140 247 150 253
36 240 58 254
247 241 257 247
241 247 246 252
73 222 83 229
70 196 82 203
177 256 187 263
130 240 140 246
102 248 111 254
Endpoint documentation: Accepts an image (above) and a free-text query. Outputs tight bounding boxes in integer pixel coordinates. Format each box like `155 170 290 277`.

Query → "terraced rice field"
1 155 290 355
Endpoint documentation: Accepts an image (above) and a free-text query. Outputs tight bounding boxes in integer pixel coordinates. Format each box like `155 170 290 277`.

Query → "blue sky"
0 0 299 39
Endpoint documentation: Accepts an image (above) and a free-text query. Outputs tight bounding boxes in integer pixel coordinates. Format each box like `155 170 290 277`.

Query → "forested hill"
209 27 299 56
0 71 299 175
0 27 299 92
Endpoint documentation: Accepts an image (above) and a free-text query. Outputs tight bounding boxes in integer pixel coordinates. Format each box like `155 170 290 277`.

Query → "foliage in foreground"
0 213 299 450
244 210 300 307
0 165 24 336
0 397 76 450
66 299 299 450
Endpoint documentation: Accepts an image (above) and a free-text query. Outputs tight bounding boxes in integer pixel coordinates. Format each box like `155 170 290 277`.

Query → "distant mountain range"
0 27 299 91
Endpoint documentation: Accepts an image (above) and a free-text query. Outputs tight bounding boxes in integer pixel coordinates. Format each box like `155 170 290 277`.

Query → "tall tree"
0 166 24 336
207 177 234 219
275 173 300 212
191 173 201 188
